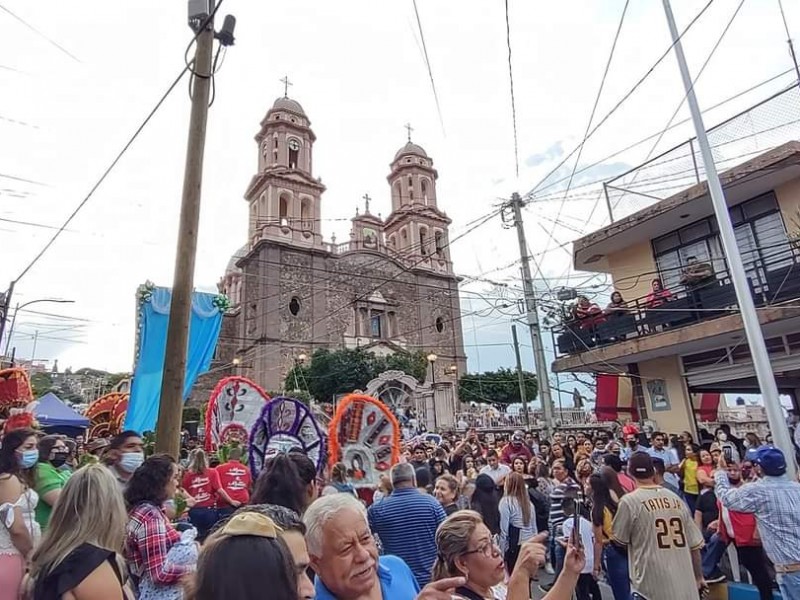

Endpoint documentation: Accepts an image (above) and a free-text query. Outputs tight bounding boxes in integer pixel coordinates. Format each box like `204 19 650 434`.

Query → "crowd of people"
0 420 798 600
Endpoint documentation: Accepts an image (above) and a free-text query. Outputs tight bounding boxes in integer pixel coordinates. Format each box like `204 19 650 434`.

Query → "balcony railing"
554 250 800 357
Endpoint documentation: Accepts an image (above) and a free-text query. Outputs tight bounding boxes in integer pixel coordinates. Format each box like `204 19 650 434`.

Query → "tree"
458 367 537 406
283 348 430 404
30 372 54 398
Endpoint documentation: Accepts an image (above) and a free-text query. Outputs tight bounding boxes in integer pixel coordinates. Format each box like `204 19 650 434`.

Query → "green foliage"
182 406 201 424
283 348 430 404
30 372 54 398
457 367 537 406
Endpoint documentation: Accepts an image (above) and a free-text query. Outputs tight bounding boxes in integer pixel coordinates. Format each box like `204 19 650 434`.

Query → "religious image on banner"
249 396 326 478
646 379 671 411
328 394 400 489
205 376 270 451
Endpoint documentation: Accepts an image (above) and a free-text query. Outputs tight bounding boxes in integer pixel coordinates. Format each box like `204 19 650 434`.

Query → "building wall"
776 178 800 236
606 240 658 302
637 356 696 436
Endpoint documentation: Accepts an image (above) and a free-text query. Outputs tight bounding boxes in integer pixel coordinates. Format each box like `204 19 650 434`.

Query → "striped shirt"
368 488 446 587
714 470 800 565
547 477 579 538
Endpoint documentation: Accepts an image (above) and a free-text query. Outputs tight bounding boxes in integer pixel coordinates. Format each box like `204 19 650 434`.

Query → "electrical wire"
8 0 227 287
523 0 716 202
411 0 445 134
777 0 800 83
504 0 520 178
0 3 80 63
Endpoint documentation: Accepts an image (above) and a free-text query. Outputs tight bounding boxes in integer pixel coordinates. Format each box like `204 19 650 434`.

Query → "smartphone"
723 447 733 462
572 499 582 549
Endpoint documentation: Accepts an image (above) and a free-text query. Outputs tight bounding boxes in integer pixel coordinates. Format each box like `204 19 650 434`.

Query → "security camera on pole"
155 0 236 458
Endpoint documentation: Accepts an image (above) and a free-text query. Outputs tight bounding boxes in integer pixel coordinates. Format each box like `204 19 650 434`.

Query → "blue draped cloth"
125 287 223 433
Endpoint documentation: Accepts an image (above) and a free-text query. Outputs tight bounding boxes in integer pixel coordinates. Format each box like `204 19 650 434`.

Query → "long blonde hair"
188 448 209 474
29 464 127 581
431 510 483 582
504 472 531 527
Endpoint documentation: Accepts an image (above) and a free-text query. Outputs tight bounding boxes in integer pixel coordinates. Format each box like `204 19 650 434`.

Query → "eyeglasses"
463 540 501 558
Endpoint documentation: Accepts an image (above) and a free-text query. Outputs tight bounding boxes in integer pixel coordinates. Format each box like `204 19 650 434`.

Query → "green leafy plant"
457 367 537 405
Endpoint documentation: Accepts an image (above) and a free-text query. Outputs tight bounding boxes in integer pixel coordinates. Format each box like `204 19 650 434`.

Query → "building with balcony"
552 141 800 435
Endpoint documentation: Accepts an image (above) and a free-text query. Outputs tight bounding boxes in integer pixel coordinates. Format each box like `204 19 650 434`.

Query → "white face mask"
718 433 728 442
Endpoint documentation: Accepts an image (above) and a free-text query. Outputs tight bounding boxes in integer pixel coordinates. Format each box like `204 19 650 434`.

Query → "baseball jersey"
612 485 704 600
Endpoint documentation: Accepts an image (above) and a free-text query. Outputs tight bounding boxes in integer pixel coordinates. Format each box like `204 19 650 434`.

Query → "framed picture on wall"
646 379 671 412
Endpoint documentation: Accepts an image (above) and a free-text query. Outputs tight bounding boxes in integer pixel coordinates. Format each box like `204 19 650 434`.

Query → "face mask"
50 453 68 468
17 449 38 469
743 440 750 448
628 440 637 448
119 452 145 473
718 433 728 442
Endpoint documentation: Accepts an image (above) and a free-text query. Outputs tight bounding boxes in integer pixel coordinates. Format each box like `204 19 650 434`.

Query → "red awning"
595 374 639 422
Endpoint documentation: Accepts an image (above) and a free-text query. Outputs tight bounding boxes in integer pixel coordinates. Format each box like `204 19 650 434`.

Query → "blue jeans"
779 571 800 600
551 540 566 580
603 544 631 600
701 532 727 578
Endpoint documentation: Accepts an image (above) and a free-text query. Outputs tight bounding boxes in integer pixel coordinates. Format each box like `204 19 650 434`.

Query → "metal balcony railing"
553 249 800 358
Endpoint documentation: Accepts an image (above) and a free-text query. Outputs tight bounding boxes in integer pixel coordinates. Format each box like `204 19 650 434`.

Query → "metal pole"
663 0 796 478
155 22 214 458
511 325 530 427
509 192 554 439
0 281 15 354
3 303 19 357
602 182 614 223
688 138 701 184
30 330 38 366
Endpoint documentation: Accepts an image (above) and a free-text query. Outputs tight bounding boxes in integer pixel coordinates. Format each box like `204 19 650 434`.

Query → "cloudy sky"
2 0 799 406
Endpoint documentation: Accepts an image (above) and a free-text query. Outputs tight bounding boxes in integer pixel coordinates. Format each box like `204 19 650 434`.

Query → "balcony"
553 250 800 361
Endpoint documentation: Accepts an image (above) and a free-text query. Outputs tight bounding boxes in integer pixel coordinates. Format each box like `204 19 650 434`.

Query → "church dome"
226 245 248 273
394 141 428 161
272 96 306 116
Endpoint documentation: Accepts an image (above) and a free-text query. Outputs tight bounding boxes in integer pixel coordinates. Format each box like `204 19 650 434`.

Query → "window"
279 195 289 227
288 138 300 169
435 231 444 255
289 297 301 316
395 182 402 205
300 198 311 230
652 192 791 292
401 228 409 249
370 314 382 338
421 179 428 203
419 227 428 256
435 316 444 333
408 175 414 201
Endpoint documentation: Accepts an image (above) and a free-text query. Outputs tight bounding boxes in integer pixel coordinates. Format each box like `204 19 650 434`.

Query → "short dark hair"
109 430 140 451
124 453 175 508
651 457 665 475
38 435 64 462
486 449 498 459
413 444 427 454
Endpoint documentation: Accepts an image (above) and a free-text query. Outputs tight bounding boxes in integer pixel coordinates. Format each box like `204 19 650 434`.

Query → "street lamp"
3 298 75 356
427 353 438 384
447 364 458 377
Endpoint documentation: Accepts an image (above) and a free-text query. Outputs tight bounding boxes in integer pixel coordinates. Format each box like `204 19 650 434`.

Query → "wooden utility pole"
155 23 215 458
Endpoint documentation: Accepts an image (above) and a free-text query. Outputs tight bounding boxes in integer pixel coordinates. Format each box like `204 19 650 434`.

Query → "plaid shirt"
125 502 191 585
714 470 800 565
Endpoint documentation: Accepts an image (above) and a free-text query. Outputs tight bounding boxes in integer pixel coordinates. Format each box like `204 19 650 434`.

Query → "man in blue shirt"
368 462 446 588
646 431 680 489
305 493 420 600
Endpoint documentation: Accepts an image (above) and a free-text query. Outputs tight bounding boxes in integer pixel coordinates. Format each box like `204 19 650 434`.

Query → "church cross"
362 193 372 214
280 75 293 98
404 122 414 142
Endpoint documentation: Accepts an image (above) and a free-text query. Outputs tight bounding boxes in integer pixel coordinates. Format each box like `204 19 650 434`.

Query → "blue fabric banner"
125 286 224 433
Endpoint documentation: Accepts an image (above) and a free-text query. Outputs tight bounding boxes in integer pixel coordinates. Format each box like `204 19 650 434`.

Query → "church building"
218 93 467 396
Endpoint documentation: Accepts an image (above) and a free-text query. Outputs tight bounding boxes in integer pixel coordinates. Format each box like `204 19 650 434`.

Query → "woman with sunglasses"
432 510 583 599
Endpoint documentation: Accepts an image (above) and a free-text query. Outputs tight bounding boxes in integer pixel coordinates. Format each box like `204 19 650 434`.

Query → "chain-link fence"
606 84 800 220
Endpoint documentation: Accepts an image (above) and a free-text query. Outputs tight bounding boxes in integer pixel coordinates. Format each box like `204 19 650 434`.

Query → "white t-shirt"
479 463 511 485
560 516 594 574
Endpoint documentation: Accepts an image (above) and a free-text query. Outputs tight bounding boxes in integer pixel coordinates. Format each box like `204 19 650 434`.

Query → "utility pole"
0 281 15 356
508 193 554 438
511 324 529 427
155 17 215 458
663 0 796 479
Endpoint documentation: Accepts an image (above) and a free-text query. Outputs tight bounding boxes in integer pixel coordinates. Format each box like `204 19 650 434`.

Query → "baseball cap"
512 431 523 442
627 451 655 479
754 446 787 477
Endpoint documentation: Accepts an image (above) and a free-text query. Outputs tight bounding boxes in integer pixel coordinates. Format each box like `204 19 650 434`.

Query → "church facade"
218 95 467 398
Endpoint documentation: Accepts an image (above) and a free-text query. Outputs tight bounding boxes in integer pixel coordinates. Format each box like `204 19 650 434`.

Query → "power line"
541 0 629 256
8 0 229 286
0 3 80 63
777 0 800 83
410 0 445 133
523 0 716 202
504 0 520 178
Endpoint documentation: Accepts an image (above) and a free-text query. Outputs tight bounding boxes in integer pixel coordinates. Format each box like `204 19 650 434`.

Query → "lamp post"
3 298 75 356
427 353 438 384
293 352 308 393
427 353 438 430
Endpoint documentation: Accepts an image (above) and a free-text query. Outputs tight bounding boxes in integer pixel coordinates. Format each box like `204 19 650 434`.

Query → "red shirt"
182 468 221 508
215 461 251 505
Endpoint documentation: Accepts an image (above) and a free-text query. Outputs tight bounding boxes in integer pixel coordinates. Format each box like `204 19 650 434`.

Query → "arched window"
400 228 409 249
435 230 444 255
408 175 414 201
388 234 397 248
300 198 311 230
288 138 300 169
421 179 428 204
419 226 429 256
279 195 289 227
394 182 402 205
